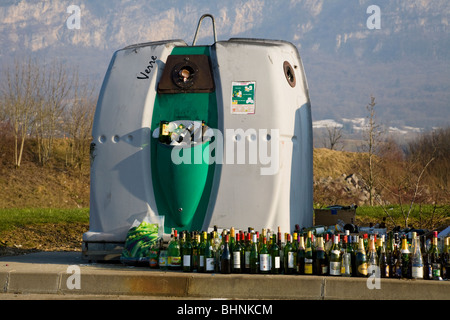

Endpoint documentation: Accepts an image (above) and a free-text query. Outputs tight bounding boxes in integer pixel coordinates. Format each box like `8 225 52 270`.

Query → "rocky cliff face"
1 0 449 128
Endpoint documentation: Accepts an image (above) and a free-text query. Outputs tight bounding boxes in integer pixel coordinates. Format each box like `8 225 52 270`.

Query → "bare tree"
35 61 72 165
360 95 384 206
322 125 343 150
63 71 96 170
1 58 40 168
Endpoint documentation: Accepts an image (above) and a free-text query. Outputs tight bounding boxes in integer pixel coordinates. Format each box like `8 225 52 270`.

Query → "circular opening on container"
99 135 107 143
112 135 120 143
283 61 296 88
234 134 241 142
172 63 197 88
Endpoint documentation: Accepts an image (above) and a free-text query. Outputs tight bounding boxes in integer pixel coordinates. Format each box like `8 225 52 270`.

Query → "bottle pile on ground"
144 224 449 280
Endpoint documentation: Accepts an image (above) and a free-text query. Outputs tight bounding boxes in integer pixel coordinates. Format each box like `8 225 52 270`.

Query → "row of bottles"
147 227 449 280
158 120 207 146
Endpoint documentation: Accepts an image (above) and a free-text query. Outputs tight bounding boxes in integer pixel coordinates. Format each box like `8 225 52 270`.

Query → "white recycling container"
82 15 313 260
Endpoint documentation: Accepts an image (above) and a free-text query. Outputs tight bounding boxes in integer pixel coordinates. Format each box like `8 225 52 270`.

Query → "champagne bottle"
329 235 341 276
304 231 314 275
387 232 396 278
271 233 281 274
232 232 243 273
181 231 192 272
205 232 215 273
367 238 378 278
315 235 328 275
220 234 231 274
411 236 424 279
259 236 270 274
250 233 259 274
401 237 411 279
355 238 368 277
429 231 442 280
168 230 181 270
297 234 306 275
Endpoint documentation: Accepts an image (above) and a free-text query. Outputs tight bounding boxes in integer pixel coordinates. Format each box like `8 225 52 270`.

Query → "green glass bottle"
297 234 306 275
271 233 281 274
250 233 259 274
429 231 441 280
198 232 207 273
259 236 270 274
284 234 296 274
220 234 231 274
204 232 215 273
191 232 200 272
181 231 192 272
329 235 341 276
244 233 252 273
167 230 181 270
378 237 389 278
355 238 368 277
232 232 243 273
401 237 411 279
314 235 328 275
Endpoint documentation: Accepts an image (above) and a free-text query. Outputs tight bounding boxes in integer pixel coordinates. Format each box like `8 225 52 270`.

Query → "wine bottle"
168 230 181 270
205 232 215 273
442 237 449 280
232 232 243 273
429 231 442 280
400 237 411 279
181 231 192 272
411 236 424 279
304 231 314 275
297 234 305 275
284 234 296 274
341 235 352 277
198 232 207 273
329 235 341 276
250 233 259 274
158 238 168 271
378 237 389 278
314 235 328 275
259 236 270 274
191 232 200 272
355 238 368 277
244 233 252 273
271 233 281 274
220 234 231 274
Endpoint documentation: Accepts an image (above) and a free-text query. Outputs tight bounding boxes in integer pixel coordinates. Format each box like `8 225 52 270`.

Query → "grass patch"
0 208 89 233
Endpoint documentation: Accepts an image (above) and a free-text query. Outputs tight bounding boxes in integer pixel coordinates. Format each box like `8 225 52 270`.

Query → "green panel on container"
151 46 218 233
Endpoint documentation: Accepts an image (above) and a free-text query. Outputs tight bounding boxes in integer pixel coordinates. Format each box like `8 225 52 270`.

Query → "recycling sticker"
231 81 256 115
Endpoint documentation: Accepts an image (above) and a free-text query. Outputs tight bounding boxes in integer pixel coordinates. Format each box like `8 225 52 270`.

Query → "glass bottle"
198 232 207 273
158 238 168 271
411 236 424 279
297 234 306 275
191 232 200 272
378 236 389 278
220 234 231 274
304 231 314 275
244 233 252 273
429 231 442 280
168 230 181 270
367 238 378 278
355 238 368 277
232 232 243 273
271 233 281 274
181 231 192 272
329 235 341 276
259 236 270 274
314 235 328 275
205 232 215 273
401 237 411 279
341 235 352 277
250 233 259 274
442 237 449 280
284 234 296 274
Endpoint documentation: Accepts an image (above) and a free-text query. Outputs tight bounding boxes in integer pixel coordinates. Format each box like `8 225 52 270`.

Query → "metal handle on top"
192 14 217 46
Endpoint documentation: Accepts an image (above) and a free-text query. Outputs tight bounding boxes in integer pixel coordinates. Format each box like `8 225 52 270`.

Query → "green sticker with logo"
231 81 255 114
